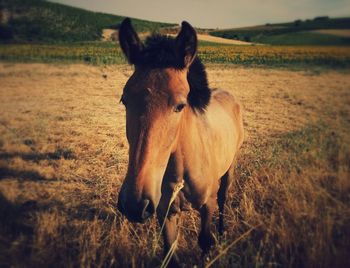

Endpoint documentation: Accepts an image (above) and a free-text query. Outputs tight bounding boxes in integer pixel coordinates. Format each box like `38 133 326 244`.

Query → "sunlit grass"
0 63 349 267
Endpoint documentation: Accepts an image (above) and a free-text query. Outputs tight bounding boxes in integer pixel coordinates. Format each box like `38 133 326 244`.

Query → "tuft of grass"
226 121 350 267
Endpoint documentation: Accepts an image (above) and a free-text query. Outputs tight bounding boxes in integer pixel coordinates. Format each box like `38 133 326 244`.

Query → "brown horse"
117 18 244 266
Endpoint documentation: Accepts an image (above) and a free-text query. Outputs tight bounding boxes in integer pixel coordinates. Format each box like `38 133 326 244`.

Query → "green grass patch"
268 122 344 172
254 32 350 46
231 120 350 267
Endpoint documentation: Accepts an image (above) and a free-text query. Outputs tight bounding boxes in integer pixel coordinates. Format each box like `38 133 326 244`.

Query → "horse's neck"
177 108 209 155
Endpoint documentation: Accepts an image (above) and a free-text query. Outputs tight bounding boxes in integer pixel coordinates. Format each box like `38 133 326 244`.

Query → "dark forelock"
135 34 211 111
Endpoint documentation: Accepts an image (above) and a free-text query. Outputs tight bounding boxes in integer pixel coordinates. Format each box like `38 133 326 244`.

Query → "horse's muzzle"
117 192 155 223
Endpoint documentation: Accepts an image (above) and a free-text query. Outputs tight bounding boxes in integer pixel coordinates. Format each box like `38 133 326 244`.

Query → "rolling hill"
1 1 349 46
0 0 176 43
210 17 350 45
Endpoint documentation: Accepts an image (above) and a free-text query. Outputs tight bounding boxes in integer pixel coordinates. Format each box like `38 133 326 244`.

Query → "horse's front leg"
198 196 216 254
157 193 181 267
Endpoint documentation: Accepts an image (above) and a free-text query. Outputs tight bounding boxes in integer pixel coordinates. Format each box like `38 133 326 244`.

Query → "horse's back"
204 89 244 178
212 89 241 114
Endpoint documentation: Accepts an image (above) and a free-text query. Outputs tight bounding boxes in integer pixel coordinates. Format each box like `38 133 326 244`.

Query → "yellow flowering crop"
0 44 349 67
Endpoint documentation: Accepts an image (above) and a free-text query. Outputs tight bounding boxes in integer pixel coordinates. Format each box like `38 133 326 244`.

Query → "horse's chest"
181 167 218 209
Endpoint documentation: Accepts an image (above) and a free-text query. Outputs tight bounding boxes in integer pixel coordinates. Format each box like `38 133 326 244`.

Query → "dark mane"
136 35 211 111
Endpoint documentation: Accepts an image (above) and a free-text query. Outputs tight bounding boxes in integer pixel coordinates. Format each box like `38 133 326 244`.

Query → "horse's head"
117 19 209 222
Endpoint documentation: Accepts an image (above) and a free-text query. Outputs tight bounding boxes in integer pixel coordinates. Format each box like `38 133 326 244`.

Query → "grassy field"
210 17 350 45
0 63 349 267
253 31 350 46
1 43 350 67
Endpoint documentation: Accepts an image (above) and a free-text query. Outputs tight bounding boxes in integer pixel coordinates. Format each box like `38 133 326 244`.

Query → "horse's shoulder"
211 89 241 113
212 88 236 100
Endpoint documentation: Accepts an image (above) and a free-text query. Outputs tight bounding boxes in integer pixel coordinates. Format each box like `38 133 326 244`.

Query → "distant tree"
0 25 13 40
294 19 302 27
314 16 329 21
109 23 121 30
244 35 251 42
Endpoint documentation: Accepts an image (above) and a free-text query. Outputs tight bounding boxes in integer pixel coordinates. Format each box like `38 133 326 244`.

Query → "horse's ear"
119 18 143 64
175 21 197 68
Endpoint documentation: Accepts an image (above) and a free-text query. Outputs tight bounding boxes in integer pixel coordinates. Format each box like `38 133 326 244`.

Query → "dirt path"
102 28 254 45
169 33 254 45
102 29 116 41
310 29 350 37
197 33 254 45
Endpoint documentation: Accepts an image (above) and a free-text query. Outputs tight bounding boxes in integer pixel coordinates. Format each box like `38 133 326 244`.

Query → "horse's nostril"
141 199 154 220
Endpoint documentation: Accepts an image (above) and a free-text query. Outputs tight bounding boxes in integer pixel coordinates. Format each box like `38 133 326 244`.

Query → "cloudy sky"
50 0 350 28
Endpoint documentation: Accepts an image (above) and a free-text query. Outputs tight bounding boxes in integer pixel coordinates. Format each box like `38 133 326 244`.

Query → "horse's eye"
174 103 186 113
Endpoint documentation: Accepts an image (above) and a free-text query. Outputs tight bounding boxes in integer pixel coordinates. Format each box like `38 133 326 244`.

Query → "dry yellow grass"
0 63 349 267
168 34 254 45
311 29 350 37
102 29 117 41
